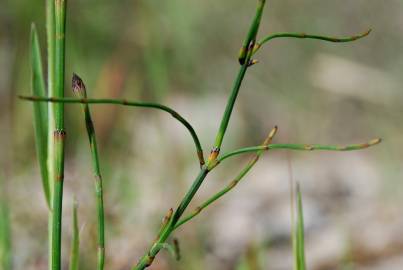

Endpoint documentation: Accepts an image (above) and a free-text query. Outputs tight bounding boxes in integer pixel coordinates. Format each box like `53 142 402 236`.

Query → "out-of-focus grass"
0 177 11 270
294 183 306 270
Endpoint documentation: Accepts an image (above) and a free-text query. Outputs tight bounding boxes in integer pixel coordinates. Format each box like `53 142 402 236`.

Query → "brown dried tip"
72 73 87 97
162 208 174 225
369 138 382 146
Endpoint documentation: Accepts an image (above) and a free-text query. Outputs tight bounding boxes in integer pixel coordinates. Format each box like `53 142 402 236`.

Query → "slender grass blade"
31 23 50 208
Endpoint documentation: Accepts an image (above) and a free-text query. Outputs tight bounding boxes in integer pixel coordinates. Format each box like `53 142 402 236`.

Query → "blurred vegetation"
1 0 403 269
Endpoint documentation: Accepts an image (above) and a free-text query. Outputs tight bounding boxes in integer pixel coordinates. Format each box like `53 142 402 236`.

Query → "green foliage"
0 197 11 270
31 23 50 208
294 183 307 270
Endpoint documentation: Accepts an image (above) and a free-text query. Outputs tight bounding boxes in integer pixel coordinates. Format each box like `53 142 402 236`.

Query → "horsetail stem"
51 0 67 269
22 0 381 269
71 74 105 270
252 29 372 55
217 138 382 163
174 126 278 229
18 95 205 167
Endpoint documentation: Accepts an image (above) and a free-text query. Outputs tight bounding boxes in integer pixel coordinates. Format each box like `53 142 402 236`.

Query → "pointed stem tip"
72 73 87 98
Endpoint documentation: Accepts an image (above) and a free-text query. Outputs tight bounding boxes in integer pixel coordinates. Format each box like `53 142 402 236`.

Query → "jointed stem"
134 1 270 269
133 168 210 270
72 74 105 270
51 0 67 270
19 96 205 167
23 0 379 269
217 138 381 163
175 126 278 229
84 105 105 270
46 2 56 269
252 29 371 55
214 0 267 153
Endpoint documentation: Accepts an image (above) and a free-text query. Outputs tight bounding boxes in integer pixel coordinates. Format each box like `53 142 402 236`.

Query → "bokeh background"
1 0 403 269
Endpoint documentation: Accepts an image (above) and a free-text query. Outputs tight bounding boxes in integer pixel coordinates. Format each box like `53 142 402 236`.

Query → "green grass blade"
69 200 79 270
31 23 50 208
0 186 12 270
295 183 306 270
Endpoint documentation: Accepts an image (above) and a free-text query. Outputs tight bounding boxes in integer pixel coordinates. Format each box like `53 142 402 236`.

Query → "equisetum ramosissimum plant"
20 0 381 269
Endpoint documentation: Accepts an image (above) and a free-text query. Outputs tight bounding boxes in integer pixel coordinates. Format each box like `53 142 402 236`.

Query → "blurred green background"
1 0 403 269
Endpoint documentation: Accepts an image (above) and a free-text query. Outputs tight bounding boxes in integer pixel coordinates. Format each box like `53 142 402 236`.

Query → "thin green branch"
71 74 105 270
174 126 278 230
253 29 371 55
218 138 381 163
19 95 205 167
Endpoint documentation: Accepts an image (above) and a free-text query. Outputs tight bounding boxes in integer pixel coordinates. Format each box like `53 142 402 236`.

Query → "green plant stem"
252 29 371 55
133 168 209 270
46 0 55 204
52 131 66 270
133 2 268 269
239 0 266 64
81 104 105 270
19 96 205 166
212 62 249 152
214 0 266 151
51 0 67 270
175 127 277 229
217 138 381 163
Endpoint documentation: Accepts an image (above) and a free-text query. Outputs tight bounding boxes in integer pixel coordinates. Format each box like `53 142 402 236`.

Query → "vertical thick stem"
46 0 56 202
51 1 67 270
52 130 66 270
54 0 66 129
